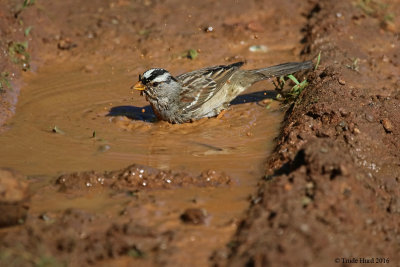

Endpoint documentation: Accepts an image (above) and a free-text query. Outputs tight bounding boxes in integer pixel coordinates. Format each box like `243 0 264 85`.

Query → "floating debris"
97 144 111 152
52 125 65 134
249 45 268 53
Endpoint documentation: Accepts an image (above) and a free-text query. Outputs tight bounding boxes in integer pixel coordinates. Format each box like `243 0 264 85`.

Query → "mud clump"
0 168 30 227
56 164 231 192
57 37 77 50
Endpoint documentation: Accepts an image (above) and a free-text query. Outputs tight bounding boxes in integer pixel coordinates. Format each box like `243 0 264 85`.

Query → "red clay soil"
1 0 400 266
215 0 400 266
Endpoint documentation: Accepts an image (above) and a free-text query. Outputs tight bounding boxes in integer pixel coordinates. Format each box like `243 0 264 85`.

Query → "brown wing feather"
177 62 244 112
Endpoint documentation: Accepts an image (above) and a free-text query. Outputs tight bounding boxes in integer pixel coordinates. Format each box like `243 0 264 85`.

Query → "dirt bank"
216 0 400 266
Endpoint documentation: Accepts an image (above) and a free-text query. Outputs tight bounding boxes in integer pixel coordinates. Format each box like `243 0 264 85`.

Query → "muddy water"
0 59 282 265
0 60 281 179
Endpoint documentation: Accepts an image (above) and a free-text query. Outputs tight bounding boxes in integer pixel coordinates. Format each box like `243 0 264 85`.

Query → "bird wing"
176 62 244 112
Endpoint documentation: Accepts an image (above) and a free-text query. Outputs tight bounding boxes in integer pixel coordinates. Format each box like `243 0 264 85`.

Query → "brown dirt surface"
1 0 400 266
214 0 400 266
0 168 30 227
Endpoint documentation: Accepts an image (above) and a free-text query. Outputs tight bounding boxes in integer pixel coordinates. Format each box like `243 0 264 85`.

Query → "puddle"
0 60 282 179
0 59 282 265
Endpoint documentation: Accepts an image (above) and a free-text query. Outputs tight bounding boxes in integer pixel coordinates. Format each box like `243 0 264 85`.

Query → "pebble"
339 108 349 117
98 144 111 152
381 118 393 133
302 196 312 206
284 183 292 191
39 213 52 222
57 38 77 50
365 113 374 122
382 21 396 33
300 224 310 233
205 26 214 32
320 147 328 153
365 218 374 225
83 64 94 73
338 78 346 85
338 120 348 131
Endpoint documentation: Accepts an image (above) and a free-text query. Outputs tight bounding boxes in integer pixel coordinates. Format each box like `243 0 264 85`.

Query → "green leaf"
287 74 300 85
314 51 321 70
187 49 198 60
23 0 35 8
25 26 33 36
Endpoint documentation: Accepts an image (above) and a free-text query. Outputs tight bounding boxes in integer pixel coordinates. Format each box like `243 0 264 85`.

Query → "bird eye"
152 82 159 87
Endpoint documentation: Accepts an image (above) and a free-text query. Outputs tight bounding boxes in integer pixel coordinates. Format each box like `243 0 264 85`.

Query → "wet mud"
1 0 400 266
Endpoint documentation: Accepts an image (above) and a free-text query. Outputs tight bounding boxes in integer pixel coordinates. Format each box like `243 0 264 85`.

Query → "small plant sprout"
22 0 35 8
345 58 359 72
24 26 33 37
0 72 12 92
273 73 309 103
187 49 198 60
287 74 309 96
315 51 321 70
384 13 394 22
8 41 30 71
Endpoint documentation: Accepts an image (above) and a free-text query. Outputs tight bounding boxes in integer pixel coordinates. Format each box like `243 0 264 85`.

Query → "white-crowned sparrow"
133 61 312 123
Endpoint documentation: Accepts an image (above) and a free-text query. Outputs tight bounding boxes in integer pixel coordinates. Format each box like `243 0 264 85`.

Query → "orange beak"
132 81 145 91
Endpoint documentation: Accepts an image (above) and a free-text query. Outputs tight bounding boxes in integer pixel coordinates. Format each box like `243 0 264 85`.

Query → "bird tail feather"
252 61 313 79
